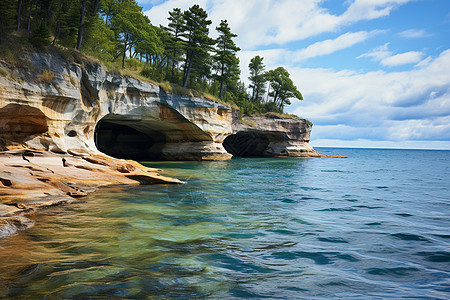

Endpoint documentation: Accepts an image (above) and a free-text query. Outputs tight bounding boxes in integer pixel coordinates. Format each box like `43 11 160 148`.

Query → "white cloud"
398 29 433 38
293 31 378 61
381 51 424 66
359 44 424 67
143 0 415 49
341 0 412 23
143 0 208 28
289 49 450 143
311 139 450 150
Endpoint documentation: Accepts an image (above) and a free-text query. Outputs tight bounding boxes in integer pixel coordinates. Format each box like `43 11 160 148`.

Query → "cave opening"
95 118 167 161
223 132 271 157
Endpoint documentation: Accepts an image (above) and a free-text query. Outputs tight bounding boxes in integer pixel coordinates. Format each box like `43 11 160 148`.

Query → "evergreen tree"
30 21 51 48
266 67 303 112
111 0 158 68
213 20 240 99
0 0 17 33
248 55 267 103
161 8 185 82
181 4 213 88
75 0 87 50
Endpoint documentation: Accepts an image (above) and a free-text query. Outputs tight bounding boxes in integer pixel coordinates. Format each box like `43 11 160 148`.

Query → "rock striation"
224 113 320 157
0 52 233 160
0 50 323 236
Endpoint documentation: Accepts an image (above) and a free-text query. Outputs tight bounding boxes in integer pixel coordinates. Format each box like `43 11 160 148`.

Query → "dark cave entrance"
94 118 167 161
223 132 271 157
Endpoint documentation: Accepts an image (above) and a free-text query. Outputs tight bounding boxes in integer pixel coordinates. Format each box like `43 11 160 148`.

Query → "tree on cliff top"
181 5 213 88
213 20 240 100
161 8 185 83
266 67 303 112
111 0 158 68
248 55 267 104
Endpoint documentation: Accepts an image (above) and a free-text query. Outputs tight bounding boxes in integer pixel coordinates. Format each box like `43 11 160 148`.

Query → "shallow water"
0 148 449 299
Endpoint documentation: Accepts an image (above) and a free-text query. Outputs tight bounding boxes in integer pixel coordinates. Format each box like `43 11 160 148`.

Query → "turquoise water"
0 148 449 299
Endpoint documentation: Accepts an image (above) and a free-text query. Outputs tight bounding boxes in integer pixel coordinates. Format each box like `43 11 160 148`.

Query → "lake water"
0 148 449 299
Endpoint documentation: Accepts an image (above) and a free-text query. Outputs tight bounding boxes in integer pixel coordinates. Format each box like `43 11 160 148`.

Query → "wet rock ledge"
0 51 331 236
0 149 181 237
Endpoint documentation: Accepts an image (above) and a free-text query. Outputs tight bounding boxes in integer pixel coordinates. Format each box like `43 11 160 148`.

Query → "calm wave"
0 148 449 299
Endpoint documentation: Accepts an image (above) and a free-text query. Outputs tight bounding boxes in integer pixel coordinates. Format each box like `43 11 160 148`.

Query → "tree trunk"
219 63 225 99
122 39 128 68
219 81 224 99
76 0 87 51
93 0 100 15
183 57 193 88
26 1 33 41
16 0 22 31
182 53 189 85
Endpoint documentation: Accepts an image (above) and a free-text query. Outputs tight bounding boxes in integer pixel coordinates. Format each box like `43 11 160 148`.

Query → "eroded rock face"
0 52 232 160
224 114 320 157
0 52 319 162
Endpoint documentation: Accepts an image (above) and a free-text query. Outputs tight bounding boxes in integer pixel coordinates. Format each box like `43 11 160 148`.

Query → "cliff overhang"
0 51 323 236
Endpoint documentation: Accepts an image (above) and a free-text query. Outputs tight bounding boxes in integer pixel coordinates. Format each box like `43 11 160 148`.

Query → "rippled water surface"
1 148 449 299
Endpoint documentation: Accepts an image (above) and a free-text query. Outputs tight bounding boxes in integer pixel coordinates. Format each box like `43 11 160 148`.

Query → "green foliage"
181 4 214 88
213 20 240 99
248 55 266 103
161 8 185 82
111 0 159 68
83 16 117 61
0 0 16 33
30 22 51 48
0 1 305 117
266 67 303 111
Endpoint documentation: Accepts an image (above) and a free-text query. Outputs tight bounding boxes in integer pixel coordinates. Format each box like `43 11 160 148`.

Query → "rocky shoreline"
0 51 342 237
0 149 181 238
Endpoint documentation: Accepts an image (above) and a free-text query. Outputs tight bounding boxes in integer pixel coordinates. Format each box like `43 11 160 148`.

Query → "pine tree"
248 55 267 103
181 4 213 88
266 67 303 112
0 0 19 34
162 8 185 82
213 20 240 99
111 0 158 68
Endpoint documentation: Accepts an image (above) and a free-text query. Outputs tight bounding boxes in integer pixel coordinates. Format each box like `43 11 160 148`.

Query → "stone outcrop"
224 113 320 157
0 148 182 238
0 50 325 237
0 52 232 161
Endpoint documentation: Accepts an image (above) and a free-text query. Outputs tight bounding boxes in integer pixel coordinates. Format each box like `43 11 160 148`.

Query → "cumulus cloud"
290 49 450 142
142 0 415 49
341 0 412 23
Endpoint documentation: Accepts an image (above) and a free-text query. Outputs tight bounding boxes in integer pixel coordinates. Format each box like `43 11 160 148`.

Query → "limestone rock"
224 114 320 157
0 53 233 160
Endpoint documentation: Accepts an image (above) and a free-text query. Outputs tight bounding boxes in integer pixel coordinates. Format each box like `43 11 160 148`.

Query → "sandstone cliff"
224 113 319 157
0 51 322 236
0 52 233 161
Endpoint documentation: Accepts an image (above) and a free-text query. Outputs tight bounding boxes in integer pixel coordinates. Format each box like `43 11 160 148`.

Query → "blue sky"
138 0 450 149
